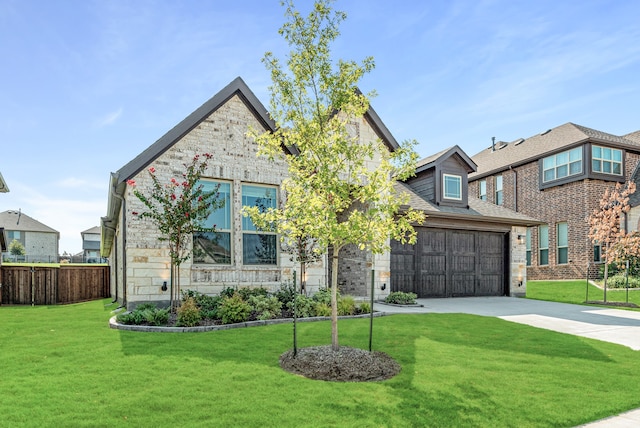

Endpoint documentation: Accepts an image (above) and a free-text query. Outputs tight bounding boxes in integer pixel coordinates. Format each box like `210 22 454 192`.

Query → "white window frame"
479 180 487 201
542 147 583 183
443 174 462 200
592 145 622 176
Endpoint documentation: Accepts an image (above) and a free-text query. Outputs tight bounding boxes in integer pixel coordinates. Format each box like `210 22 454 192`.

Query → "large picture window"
542 147 582 183
443 174 462 200
592 146 622 175
193 181 232 264
557 222 568 264
242 184 277 265
539 224 549 266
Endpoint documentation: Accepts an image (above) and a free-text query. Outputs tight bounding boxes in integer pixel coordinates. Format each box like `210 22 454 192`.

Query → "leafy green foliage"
219 294 252 324
182 289 222 319
337 295 356 316
312 287 336 305
176 297 201 327
274 281 297 306
237 287 269 301
8 239 25 256
115 303 169 326
358 302 371 314
384 291 418 305
287 294 314 318
605 275 640 289
312 302 331 316
220 287 236 299
248 295 283 320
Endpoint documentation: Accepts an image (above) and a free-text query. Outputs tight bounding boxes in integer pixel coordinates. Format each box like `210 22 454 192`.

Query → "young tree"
127 153 224 310
246 0 425 350
9 239 26 259
588 181 640 300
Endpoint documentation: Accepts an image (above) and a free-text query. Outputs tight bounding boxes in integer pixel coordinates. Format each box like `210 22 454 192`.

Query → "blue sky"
1 0 639 254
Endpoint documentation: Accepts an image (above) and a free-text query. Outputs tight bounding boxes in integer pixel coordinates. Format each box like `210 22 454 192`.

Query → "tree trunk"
331 250 340 351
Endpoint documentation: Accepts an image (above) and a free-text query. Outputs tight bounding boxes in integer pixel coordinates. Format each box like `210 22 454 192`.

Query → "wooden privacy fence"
0 265 110 305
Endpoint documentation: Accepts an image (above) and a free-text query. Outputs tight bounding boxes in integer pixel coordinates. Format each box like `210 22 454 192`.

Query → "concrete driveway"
374 296 640 351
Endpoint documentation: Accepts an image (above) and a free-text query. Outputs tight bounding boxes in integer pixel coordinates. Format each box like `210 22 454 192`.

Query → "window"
542 147 582 182
593 244 602 263
479 180 487 201
539 224 549 265
592 146 622 175
557 222 568 264
7 231 20 241
495 175 503 205
526 228 532 266
193 181 232 264
242 184 277 265
443 174 462 200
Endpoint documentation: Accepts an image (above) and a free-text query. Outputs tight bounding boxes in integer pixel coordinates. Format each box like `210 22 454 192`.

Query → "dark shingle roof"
470 122 640 180
416 145 477 174
0 210 59 234
624 130 640 145
394 182 541 226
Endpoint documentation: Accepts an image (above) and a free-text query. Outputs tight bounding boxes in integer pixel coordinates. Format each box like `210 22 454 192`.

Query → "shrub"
359 302 371 314
287 294 314 318
182 290 223 320
116 303 169 326
219 294 252 324
337 295 356 316
274 281 297 306
607 275 640 289
237 287 269 301
136 302 157 312
385 291 417 305
177 297 201 327
248 295 282 320
116 310 144 325
312 301 331 317
312 287 338 305
143 308 170 326
220 287 236 299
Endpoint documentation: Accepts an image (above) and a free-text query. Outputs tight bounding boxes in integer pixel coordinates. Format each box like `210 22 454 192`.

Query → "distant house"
81 226 102 263
102 77 540 310
468 123 640 280
0 210 59 263
0 172 8 193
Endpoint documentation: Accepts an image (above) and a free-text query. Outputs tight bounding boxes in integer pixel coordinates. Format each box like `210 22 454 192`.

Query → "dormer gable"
405 145 477 208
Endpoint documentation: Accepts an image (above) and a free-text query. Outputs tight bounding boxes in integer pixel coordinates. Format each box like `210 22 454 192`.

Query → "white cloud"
96 107 123 127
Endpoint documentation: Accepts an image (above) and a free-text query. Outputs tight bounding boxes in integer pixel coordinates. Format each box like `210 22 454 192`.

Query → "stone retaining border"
109 311 388 333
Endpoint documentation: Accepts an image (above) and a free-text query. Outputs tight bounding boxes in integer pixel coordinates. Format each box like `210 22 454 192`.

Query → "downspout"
102 222 118 304
110 175 127 308
509 165 518 211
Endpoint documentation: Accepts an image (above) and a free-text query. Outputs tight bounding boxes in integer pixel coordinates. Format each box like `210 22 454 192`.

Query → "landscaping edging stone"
374 301 424 308
109 311 388 333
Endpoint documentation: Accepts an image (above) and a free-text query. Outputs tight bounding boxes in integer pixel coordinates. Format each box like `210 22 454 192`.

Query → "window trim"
443 174 462 201
542 147 583 184
241 183 278 266
591 145 623 176
193 179 233 265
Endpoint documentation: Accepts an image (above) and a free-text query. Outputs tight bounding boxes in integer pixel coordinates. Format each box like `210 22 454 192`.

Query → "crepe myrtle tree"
245 0 425 350
588 180 640 300
127 153 224 311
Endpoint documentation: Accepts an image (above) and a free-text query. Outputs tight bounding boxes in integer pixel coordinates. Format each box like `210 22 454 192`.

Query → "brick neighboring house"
0 210 60 263
468 123 640 280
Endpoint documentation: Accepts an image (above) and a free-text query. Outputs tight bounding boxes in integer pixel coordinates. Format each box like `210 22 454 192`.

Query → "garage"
391 227 508 298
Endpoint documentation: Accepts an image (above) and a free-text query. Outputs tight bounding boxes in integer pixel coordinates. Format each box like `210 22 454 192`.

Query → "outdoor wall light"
162 281 168 291
517 234 526 244
381 283 386 291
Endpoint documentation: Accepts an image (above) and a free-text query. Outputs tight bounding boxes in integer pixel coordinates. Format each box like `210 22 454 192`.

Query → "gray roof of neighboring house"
469 122 640 180
82 226 101 235
416 145 477 174
395 181 541 226
0 210 59 234
0 172 8 193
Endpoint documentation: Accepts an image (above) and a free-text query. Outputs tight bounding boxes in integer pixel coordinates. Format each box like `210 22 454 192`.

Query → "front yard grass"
527 279 640 308
2 298 640 427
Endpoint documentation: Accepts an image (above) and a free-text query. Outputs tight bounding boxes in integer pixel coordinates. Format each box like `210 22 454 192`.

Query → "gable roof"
625 130 640 145
470 122 640 180
416 145 477 174
395 181 541 226
82 226 101 235
0 210 59 234
0 172 8 193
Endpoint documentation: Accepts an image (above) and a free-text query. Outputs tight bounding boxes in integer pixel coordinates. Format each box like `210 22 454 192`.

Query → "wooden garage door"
391 228 507 297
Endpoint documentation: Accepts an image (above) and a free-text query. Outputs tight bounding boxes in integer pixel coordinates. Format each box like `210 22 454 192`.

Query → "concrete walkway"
373 297 640 427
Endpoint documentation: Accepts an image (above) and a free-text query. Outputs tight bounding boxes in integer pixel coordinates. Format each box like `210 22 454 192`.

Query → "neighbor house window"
242 184 277 265
193 181 232 264
495 175 503 205
479 180 487 201
443 174 462 200
557 222 568 264
539 224 549 266
592 146 622 175
526 228 532 266
593 244 602 263
542 147 582 182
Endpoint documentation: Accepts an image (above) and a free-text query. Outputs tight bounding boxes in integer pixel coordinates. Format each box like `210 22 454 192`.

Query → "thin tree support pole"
369 268 375 352
293 271 298 357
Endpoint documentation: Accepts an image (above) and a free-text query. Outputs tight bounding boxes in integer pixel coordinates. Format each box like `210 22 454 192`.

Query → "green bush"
220 287 236 299
248 295 282 320
337 295 356 316
116 310 144 325
606 275 640 289
219 294 252 324
274 281 297 306
359 302 371 314
182 290 223 320
287 294 314 318
312 301 331 317
312 287 337 305
177 297 201 327
142 308 169 326
237 287 269 301
384 291 417 305
136 302 157 312
116 304 169 326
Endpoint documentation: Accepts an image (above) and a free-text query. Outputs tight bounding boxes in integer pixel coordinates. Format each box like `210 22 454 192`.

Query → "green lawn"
527 279 640 308
2 299 640 427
